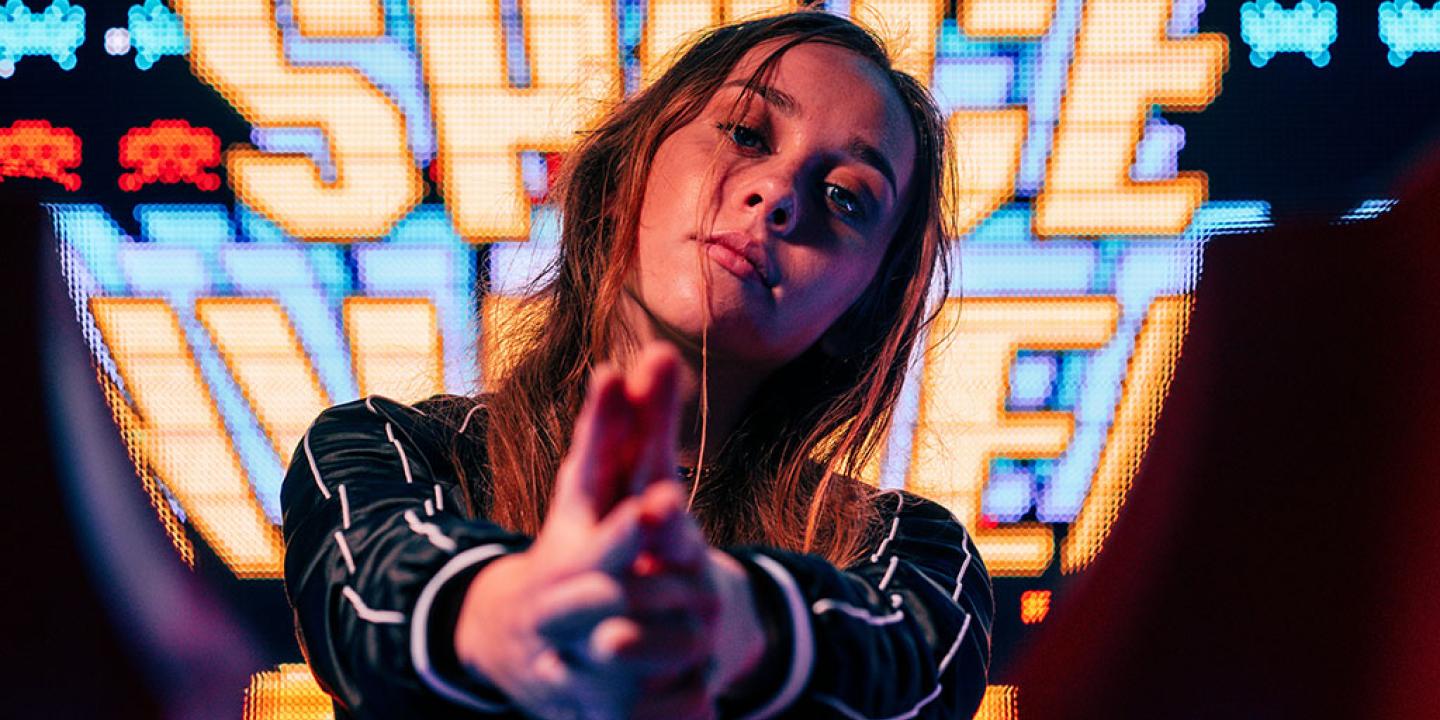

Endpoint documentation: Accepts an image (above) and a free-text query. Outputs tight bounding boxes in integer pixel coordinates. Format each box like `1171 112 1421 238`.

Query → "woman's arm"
281 395 530 718
720 490 994 719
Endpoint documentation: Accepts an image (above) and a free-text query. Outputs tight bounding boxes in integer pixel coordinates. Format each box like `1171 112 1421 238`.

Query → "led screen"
6 0 1437 715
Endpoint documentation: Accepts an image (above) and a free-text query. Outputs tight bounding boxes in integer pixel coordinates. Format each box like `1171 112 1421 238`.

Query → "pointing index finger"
552 366 633 522
626 343 683 496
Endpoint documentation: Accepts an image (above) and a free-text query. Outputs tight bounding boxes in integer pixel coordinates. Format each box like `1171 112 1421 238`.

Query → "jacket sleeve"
280 396 532 719
724 490 994 720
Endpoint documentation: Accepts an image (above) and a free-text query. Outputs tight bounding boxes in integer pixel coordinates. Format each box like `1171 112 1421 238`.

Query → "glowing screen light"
48 0 1232 585
117 120 222 191
1019 590 1052 624
1239 0 1338 67
128 0 189 70
22 0 1433 714
0 120 82 190
46 0 1234 598
0 0 86 78
1380 1 1440 67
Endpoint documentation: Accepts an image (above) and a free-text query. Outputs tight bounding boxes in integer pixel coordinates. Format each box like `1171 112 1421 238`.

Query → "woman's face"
623 39 917 370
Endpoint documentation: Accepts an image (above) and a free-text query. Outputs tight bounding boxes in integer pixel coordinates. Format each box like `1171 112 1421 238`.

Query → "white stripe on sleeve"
385 423 415 484
403 510 458 553
338 484 351 529
811 598 906 626
410 544 514 713
341 586 405 625
737 554 816 720
334 531 356 574
302 429 332 500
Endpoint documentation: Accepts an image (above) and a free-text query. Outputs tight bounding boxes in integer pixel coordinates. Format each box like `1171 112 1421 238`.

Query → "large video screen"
7 0 1438 715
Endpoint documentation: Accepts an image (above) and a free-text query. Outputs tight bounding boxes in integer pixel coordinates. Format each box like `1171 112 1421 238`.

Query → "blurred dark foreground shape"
3 188 263 719
0 190 163 717
1010 149 1440 718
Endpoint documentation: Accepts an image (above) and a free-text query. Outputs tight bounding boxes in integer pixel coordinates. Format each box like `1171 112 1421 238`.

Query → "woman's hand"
455 345 721 719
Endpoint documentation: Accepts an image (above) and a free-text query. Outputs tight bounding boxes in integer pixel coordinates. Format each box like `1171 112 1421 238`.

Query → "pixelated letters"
172 0 1226 240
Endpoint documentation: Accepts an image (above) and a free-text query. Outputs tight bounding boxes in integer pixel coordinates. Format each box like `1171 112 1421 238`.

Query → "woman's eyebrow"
719 79 896 201
846 137 896 202
720 79 799 116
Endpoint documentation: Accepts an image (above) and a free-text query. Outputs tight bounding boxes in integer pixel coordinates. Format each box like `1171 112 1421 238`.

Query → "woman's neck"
669 345 764 467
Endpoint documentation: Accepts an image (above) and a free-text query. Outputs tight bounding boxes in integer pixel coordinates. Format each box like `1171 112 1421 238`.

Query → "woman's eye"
826 184 864 219
718 122 767 152
714 122 865 220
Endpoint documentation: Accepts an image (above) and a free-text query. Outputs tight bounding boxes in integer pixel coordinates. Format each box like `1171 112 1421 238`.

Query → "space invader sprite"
118 120 222 191
0 120 82 190
128 0 187 71
0 0 86 79
1240 0 1339 67
1379 1 1440 67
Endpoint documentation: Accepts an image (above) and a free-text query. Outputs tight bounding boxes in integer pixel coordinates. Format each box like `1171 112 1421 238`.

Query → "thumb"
638 482 708 572
584 491 653 575
585 481 688 575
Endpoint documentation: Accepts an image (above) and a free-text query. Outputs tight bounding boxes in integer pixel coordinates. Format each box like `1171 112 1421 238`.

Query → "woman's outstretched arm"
284 351 717 719
283 390 991 718
281 395 531 718
723 490 994 719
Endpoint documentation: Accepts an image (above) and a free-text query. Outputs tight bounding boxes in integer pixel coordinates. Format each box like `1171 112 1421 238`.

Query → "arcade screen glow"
4 0 1438 716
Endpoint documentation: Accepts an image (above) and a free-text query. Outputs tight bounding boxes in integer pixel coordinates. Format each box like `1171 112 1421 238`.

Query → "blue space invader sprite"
1379 1 1440 67
129 0 189 70
1240 0 1338 67
0 0 85 79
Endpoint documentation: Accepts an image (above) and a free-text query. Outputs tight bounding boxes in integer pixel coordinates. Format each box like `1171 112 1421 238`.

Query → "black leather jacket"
281 396 994 719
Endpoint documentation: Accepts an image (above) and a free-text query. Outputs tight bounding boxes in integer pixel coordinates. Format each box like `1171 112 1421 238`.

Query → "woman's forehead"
718 39 917 200
721 40 901 122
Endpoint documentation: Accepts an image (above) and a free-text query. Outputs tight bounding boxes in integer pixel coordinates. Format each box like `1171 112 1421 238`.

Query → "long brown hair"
449 9 955 569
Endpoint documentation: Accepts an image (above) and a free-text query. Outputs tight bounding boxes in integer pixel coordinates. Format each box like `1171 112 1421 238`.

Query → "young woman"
282 10 994 719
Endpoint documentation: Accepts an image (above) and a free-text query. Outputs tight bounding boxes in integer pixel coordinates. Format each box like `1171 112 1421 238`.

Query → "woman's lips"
705 241 766 287
701 232 773 287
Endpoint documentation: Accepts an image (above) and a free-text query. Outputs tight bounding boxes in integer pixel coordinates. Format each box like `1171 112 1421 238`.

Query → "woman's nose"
742 175 800 236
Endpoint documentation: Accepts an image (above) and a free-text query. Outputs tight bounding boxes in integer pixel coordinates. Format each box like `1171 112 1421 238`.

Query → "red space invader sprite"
118 120 222 191
0 120 83 191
